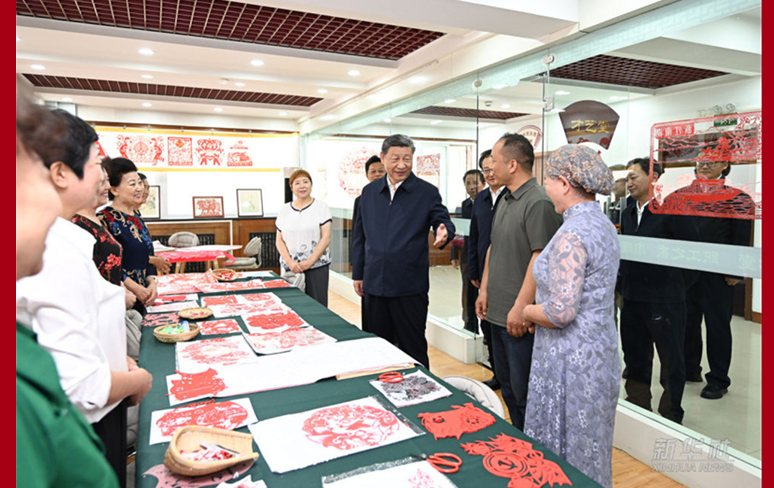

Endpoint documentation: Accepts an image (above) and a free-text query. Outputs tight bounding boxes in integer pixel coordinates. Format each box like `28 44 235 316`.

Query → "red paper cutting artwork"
201 295 240 307
245 311 305 331
196 138 225 166
416 153 441 176
227 140 254 167
302 404 400 450
199 319 242 335
409 468 444 488
337 146 379 198
245 326 333 353
169 368 227 401
168 136 193 166
461 434 572 488
143 459 255 488
142 312 179 328
196 280 266 293
417 403 496 440
177 337 256 368
117 134 165 166
262 280 291 288
155 399 248 436
240 293 276 302
210 302 285 318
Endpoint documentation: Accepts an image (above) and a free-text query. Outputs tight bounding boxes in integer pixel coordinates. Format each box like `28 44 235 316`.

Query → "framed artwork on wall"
236 189 264 218
139 185 161 220
192 196 224 218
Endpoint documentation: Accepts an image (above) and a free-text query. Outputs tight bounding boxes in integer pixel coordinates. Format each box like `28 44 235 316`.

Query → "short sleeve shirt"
486 178 563 327
276 199 332 271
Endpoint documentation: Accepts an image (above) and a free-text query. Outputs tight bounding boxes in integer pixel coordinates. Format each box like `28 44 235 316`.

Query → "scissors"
423 453 462 474
378 371 404 383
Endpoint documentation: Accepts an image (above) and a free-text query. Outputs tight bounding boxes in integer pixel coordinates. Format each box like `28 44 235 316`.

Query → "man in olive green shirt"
476 133 562 429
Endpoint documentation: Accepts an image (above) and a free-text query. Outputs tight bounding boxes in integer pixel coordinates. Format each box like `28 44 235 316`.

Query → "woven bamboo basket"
153 323 200 343
178 307 213 321
211 268 238 282
164 425 259 477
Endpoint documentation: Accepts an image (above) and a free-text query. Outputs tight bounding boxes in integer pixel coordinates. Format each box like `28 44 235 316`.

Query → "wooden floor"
327 291 685 488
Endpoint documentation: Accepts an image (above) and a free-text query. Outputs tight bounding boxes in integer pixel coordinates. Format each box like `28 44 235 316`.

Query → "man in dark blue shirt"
352 134 455 367
468 150 508 390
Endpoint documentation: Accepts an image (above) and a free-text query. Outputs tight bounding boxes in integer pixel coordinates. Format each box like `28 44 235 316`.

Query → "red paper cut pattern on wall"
338 146 380 198
117 134 166 165
180 337 255 366
302 404 400 450
141 312 179 328
227 140 254 167
95 140 107 157
409 468 443 488
416 154 441 176
143 459 255 488
169 368 227 401
462 434 572 488
649 111 761 220
196 139 225 166
199 319 242 335
168 137 194 166
245 311 305 330
417 403 496 440
156 399 248 436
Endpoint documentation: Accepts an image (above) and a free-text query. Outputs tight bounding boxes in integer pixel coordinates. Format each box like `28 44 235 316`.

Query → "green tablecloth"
136 283 601 488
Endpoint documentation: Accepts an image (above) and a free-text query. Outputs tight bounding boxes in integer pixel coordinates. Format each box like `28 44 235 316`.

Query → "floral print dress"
72 215 123 286
524 201 621 488
99 207 156 287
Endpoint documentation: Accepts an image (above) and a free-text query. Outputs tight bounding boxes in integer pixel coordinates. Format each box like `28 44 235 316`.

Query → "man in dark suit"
351 155 384 234
468 150 508 390
451 169 485 334
352 134 455 367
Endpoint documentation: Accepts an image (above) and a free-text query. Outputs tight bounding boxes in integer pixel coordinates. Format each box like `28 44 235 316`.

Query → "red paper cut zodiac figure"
169 368 227 401
417 403 496 440
196 139 224 166
462 434 572 487
302 404 400 450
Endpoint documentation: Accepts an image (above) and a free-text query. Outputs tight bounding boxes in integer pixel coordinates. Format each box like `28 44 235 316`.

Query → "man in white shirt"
16 110 152 488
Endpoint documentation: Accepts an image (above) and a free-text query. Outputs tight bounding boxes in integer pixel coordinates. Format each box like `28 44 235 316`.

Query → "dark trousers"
685 273 735 389
621 300 686 424
363 293 430 368
460 263 479 333
480 319 497 374
304 265 329 307
491 325 534 430
92 400 128 488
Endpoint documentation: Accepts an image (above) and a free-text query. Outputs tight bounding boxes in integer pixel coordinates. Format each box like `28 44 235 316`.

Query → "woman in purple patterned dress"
522 145 620 488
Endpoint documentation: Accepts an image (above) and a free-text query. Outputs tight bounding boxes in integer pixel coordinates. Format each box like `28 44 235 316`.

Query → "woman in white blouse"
275 169 332 306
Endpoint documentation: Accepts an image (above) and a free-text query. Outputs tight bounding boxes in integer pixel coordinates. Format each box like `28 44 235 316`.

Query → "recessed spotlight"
493 83 509 90
431 120 443 125
444 99 456 104
142 102 152 107
214 107 223 112
555 90 571 95
501 104 511 109
317 88 328 94
219 78 230 85
141 74 154 79
347 69 360 77
321 115 337 121
138 48 155 56
61 97 73 102
279 112 287 117
234 82 246 87
250 59 264 67
30 64 45 70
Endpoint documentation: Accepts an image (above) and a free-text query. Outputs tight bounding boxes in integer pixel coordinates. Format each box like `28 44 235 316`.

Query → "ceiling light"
142 102 152 107
383 118 392 123
321 115 337 121
61 97 73 102
214 107 223 112
555 90 571 95
501 104 511 109
444 99 456 104
31 64 45 70
317 88 328 94
141 74 153 79
493 83 509 90
279 112 287 117
347 69 360 77
219 78 230 85
431 120 443 125
250 59 264 67
409 75 428 84
138 48 155 56
234 82 246 87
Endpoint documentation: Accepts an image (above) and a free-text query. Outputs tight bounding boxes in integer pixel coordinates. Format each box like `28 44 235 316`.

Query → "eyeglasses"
696 161 720 168
482 169 494 175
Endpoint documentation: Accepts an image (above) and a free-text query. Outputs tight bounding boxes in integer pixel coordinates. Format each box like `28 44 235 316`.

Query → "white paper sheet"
242 327 336 355
240 271 275 278
216 476 267 488
208 301 287 319
176 335 259 372
249 397 420 473
323 460 458 488
146 300 199 314
369 370 452 407
149 397 258 445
